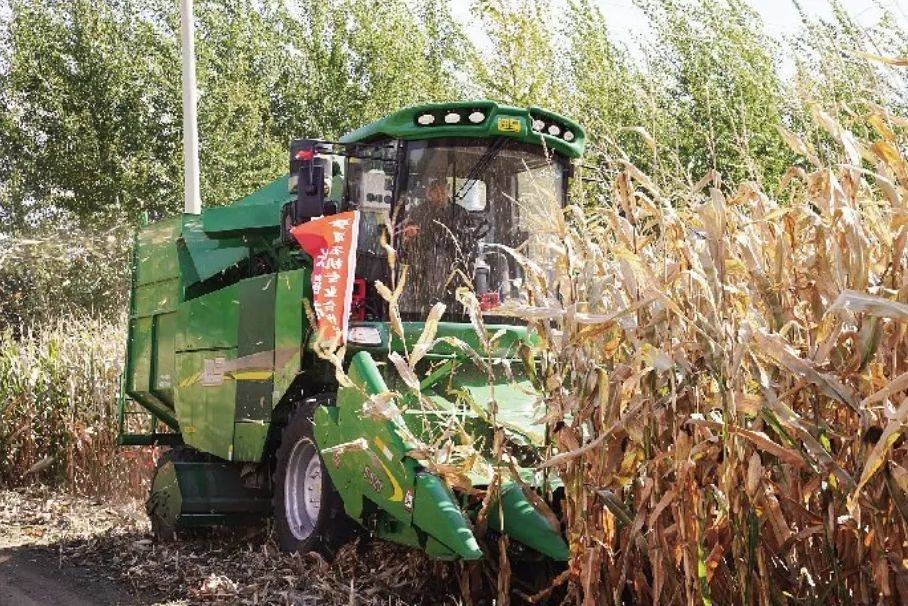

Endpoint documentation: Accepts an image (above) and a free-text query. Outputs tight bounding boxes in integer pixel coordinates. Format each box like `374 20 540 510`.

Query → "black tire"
147 446 208 541
272 397 348 555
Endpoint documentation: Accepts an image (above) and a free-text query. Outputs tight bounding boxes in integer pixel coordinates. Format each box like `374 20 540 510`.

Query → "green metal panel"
176 284 240 351
339 100 585 159
147 460 270 531
202 202 283 235
457 371 546 447
133 278 181 317
175 348 237 460
487 482 569 561
234 174 292 206
372 516 424 551
180 215 249 285
128 316 153 395
313 405 356 504
125 314 179 428
424 537 461 559
411 474 482 560
272 268 309 403
173 351 194 436
234 274 277 427
134 217 182 285
174 284 242 459
152 311 176 405
316 352 417 523
316 352 487 559
233 421 270 461
126 213 183 430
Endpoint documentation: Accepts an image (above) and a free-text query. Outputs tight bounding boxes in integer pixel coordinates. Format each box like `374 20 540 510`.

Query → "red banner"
289 211 360 345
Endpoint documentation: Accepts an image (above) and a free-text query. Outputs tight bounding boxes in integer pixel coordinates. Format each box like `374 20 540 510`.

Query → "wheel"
272 397 348 554
147 446 208 540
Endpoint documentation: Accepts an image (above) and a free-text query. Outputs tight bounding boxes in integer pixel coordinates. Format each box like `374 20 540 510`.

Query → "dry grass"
495 104 908 604
359 102 908 603
0 315 151 499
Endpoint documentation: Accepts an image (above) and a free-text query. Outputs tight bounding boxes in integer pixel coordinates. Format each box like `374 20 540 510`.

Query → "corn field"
0 315 150 499
497 104 908 604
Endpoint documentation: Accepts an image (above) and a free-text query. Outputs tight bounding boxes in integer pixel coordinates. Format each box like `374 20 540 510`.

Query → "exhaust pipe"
181 0 202 215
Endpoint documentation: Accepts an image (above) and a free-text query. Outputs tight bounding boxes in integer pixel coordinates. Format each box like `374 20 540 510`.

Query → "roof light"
532 119 545 132
468 111 485 124
563 130 575 142
444 112 461 124
547 124 561 136
417 113 435 126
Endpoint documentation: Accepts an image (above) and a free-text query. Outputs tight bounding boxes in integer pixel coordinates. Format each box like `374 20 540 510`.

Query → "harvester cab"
118 101 585 567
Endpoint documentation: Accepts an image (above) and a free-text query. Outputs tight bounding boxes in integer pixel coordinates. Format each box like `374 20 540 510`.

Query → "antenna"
181 0 202 215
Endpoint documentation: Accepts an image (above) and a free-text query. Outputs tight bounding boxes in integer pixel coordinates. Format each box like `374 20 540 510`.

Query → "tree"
271 0 468 141
471 0 565 110
562 0 658 174
0 0 470 230
0 0 182 228
636 0 792 187
787 1 908 159
192 0 288 207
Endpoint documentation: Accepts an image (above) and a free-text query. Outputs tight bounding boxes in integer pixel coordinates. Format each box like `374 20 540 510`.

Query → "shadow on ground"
0 534 165 606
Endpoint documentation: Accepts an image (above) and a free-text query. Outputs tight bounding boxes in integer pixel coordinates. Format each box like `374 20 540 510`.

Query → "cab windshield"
395 137 566 321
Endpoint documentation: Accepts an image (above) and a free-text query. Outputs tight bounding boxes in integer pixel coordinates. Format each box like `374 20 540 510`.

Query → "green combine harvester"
119 100 585 563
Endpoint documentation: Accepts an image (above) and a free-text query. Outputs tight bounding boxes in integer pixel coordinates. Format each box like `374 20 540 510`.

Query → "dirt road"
0 489 455 605
0 490 159 605
0 545 149 605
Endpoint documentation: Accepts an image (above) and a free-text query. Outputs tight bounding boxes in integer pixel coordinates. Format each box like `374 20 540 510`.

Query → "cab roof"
339 100 585 160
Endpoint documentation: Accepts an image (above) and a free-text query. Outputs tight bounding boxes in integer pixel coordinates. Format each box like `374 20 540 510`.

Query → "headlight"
547 124 561 136
532 119 545 132
468 111 485 124
417 113 435 125
444 112 461 124
563 131 575 142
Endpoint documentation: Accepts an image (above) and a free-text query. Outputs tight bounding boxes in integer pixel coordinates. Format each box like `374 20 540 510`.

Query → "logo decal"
496 117 522 133
363 466 384 493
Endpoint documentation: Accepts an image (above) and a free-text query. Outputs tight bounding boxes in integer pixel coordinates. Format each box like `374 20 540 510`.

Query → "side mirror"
288 139 327 224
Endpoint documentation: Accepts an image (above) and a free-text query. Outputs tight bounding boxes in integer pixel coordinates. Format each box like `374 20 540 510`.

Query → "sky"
597 0 908 41
451 0 908 70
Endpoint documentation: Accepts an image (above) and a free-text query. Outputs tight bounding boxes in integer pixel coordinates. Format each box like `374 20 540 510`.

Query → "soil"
0 488 460 605
0 545 151 606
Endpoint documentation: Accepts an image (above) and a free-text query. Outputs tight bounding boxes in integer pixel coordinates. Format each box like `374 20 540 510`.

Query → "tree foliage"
0 0 182 228
0 0 467 229
633 0 792 185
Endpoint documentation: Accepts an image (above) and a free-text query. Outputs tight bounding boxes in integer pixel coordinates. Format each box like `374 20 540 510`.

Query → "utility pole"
181 0 202 215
